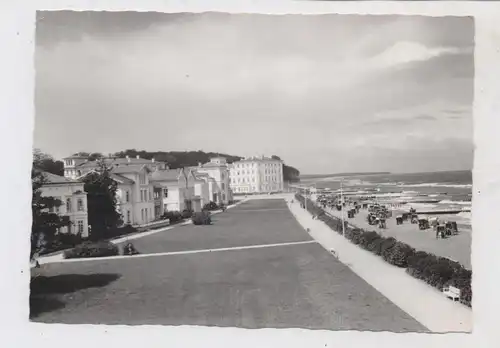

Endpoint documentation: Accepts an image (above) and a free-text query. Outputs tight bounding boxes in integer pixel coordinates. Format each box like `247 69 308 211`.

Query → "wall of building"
116 183 135 225
194 181 210 206
229 157 284 194
120 171 155 225
40 183 89 237
197 166 230 204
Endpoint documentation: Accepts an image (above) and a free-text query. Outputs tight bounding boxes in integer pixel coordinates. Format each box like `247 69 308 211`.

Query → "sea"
301 170 472 228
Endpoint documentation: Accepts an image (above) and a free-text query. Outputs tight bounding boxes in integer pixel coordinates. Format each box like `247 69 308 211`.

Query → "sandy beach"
322 204 471 270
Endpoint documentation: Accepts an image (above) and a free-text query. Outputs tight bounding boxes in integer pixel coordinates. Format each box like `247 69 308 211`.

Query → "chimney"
136 155 140 159
152 158 155 163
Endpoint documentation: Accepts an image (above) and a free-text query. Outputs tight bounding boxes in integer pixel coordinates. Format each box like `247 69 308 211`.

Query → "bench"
442 285 461 301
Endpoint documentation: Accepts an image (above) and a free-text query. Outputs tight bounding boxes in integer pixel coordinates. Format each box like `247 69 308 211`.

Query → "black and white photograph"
30 11 473 333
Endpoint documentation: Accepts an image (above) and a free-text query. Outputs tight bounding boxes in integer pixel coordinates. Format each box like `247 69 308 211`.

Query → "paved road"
31 199 427 332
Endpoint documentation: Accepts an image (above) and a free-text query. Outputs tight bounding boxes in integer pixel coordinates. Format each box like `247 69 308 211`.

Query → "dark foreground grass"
30 273 121 319
31 243 427 332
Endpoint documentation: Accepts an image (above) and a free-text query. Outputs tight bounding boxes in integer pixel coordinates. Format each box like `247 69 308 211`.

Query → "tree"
81 159 122 240
271 155 282 160
88 152 104 161
31 156 71 259
283 164 300 182
33 149 64 176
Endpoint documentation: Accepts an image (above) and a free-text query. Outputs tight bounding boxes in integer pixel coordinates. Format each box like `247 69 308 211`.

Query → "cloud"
370 41 468 70
34 13 474 174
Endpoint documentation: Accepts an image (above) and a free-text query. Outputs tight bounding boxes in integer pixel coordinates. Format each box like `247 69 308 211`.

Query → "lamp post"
340 177 345 237
304 186 308 211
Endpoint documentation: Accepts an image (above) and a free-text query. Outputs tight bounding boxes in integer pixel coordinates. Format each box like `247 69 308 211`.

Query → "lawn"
30 198 428 332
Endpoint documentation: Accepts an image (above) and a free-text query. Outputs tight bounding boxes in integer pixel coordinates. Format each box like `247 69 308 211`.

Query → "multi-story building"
194 157 231 205
149 168 199 213
111 165 155 226
229 155 284 194
39 172 89 237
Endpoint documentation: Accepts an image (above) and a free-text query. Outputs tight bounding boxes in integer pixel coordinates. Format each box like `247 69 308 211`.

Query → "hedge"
295 194 472 307
162 211 183 223
192 211 212 225
63 241 119 259
203 202 219 211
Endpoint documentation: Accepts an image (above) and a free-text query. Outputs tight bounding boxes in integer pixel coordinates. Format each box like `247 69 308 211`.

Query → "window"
164 188 169 197
126 191 130 202
77 198 84 211
149 190 152 201
140 190 143 201
221 183 225 190
127 211 131 224
145 209 148 222
141 209 144 221
66 198 72 212
77 220 84 234
140 173 146 185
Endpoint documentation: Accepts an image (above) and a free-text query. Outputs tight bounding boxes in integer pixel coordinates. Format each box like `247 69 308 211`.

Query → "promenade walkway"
286 196 472 333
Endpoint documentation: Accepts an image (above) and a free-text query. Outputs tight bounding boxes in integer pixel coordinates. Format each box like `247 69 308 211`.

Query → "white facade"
113 166 155 226
195 157 231 204
150 168 198 213
39 172 89 238
229 156 284 194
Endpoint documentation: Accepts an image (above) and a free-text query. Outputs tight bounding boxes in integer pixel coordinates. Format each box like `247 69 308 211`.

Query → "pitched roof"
149 169 182 182
63 155 88 160
109 173 135 185
233 156 283 163
200 162 226 168
76 157 164 169
42 171 81 184
111 165 149 175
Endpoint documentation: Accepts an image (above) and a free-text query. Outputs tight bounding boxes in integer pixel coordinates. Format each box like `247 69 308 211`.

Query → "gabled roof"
63 155 88 160
111 164 149 175
109 173 135 185
76 169 136 185
42 171 81 184
149 169 182 182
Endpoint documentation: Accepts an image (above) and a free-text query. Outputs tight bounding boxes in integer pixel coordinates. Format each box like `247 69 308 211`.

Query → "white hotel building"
229 156 284 194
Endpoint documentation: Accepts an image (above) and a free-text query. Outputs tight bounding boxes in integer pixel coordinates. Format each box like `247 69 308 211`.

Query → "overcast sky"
34 12 474 174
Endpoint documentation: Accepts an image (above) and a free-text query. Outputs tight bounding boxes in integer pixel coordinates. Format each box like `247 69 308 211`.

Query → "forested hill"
111 149 301 182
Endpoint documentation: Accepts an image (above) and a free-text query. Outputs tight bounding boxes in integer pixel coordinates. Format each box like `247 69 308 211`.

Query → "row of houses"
39 154 284 238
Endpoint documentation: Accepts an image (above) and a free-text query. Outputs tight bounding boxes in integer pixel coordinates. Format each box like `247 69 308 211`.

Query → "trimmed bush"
181 209 193 219
162 211 183 223
203 201 219 211
380 237 397 258
192 211 212 225
383 241 415 267
63 241 119 259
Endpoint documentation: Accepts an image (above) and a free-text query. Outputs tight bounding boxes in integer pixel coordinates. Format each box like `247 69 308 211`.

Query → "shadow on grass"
30 273 121 319
31 273 121 295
